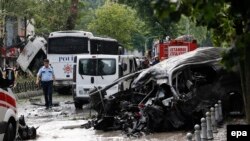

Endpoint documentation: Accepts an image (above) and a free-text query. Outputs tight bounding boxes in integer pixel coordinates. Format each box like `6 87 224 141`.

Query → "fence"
13 80 43 99
13 81 39 93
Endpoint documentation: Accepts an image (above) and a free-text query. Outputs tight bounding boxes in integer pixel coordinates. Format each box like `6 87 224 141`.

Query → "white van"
72 54 138 108
0 68 18 141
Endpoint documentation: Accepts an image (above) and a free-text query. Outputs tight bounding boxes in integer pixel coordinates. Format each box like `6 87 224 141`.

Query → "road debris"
17 115 37 140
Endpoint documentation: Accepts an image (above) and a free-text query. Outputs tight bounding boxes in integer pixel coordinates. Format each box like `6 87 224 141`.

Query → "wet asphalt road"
16 93 235 141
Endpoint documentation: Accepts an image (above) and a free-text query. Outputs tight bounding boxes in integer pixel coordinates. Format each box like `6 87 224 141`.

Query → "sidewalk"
213 118 246 141
186 117 247 141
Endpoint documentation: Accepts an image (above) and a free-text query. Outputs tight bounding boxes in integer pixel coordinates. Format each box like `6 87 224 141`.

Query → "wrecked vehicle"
88 47 243 135
17 115 37 140
0 63 37 141
16 36 47 75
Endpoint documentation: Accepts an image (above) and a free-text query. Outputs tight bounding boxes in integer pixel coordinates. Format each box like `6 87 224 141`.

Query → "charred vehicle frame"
88 47 244 135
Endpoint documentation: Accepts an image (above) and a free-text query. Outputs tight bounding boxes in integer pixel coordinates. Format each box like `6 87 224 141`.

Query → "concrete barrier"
206 112 213 140
201 117 207 141
194 124 201 141
218 100 223 122
215 104 219 124
186 132 192 141
210 107 218 133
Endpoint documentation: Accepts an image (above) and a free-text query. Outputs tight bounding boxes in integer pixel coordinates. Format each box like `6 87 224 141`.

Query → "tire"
220 87 244 116
56 87 72 95
74 101 83 109
3 122 15 141
227 91 244 116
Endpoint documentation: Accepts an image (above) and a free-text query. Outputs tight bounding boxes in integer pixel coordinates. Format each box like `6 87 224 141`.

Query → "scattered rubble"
17 115 37 140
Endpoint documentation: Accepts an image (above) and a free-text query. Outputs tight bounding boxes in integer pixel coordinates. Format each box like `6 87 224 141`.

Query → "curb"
15 90 43 99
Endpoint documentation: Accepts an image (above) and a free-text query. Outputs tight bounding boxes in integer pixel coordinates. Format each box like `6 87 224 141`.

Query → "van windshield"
79 58 116 76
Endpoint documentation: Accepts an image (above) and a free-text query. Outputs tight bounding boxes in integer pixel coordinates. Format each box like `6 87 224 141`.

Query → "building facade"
0 15 34 68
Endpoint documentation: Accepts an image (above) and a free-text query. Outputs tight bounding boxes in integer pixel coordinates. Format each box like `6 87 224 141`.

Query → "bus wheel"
74 102 83 109
56 87 71 95
3 122 15 141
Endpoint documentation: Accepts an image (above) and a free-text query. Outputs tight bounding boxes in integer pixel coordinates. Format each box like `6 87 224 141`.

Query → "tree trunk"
243 46 250 123
240 43 250 123
66 0 78 30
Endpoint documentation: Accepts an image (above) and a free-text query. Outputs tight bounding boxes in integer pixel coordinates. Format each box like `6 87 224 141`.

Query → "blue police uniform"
37 66 54 108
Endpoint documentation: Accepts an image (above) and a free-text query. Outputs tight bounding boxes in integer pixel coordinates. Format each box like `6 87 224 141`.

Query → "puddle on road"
17 95 187 141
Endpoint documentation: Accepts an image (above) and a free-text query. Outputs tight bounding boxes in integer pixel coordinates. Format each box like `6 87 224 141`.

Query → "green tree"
174 15 211 46
66 0 79 30
87 2 146 50
0 0 88 36
151 0 250 123
118 0 212 48
75 0 105 30
118 0 172 40
32 0 71 35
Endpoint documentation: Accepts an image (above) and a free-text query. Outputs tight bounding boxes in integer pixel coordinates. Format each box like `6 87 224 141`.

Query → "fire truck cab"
0 68 18 141
153 35 198 61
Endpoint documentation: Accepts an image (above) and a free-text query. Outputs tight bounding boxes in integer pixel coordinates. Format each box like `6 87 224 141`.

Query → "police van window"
79 59 116 76
48 37 88 54
90 40 119 55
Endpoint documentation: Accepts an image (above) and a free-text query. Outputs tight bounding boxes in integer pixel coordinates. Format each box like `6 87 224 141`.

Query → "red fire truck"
153 35 198 61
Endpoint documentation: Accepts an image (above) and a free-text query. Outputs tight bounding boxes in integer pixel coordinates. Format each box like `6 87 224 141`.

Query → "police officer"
0 67 11 88
152 56 160 65
36 59 55 109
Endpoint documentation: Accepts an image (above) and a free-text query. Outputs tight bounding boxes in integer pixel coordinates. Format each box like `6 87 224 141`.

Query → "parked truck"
153 35 198 61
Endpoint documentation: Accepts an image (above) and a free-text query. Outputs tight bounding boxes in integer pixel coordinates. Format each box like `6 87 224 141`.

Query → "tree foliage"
0 0 89 36
118 0 172 38
174 15 212 46
87 2 146 50
118 0 212 47
33 0 71 35
75 0 105 30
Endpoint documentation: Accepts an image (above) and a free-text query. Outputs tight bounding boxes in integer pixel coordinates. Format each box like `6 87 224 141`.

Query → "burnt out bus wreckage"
82 47 243 136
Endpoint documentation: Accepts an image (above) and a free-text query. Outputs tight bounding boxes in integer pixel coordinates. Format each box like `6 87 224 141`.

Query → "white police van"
0 68 18 141
72 54 138 109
